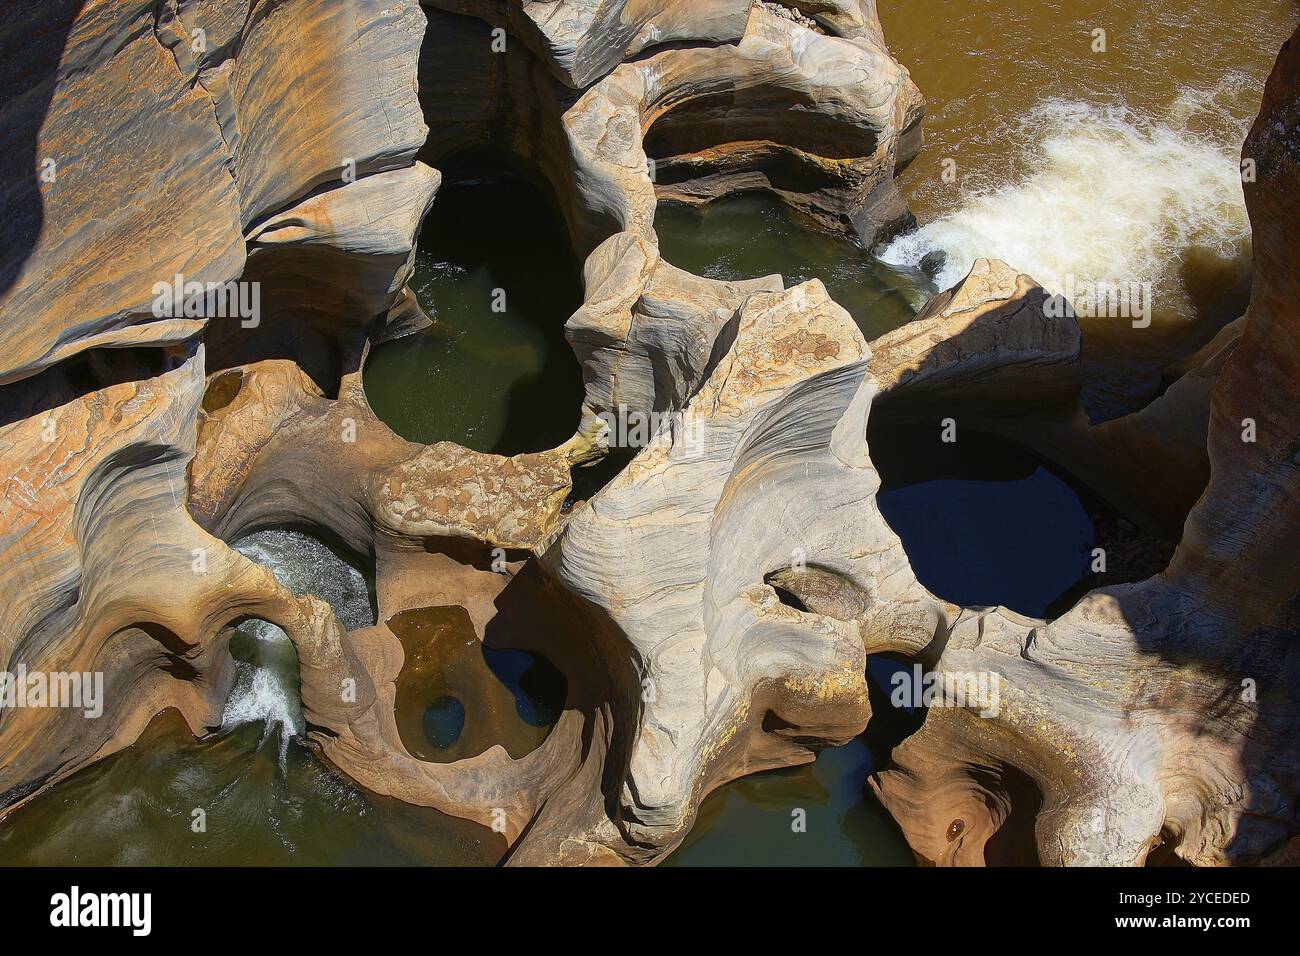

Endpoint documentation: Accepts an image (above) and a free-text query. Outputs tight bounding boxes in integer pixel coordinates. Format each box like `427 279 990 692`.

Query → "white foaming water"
222 655 301 733
233 529 375 630
879 88 1254 299
222 529 375 767
221 619 305 768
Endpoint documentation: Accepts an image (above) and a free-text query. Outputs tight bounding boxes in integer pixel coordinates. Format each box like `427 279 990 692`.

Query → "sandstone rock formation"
867 32 1300 865
0 0 1295 872
0 0 925 843
566 231 782 421
0 0 429 386
417 1 923 248
544 281 892 855
1 0 437 809
0 345 341 809
869 258 1223 537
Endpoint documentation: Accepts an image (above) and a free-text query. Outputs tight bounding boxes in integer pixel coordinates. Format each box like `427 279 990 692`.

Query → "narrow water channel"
233 527 377 630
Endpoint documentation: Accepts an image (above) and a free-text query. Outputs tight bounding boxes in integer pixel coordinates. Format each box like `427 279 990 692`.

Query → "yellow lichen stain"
699 696 751 765
782 665 865 703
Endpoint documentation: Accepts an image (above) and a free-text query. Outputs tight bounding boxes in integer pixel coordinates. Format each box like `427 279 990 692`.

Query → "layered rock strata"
0 0 1295 873
0 0 429 386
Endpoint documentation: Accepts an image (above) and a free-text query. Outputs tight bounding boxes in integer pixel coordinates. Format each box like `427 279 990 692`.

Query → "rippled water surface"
654 195 932 341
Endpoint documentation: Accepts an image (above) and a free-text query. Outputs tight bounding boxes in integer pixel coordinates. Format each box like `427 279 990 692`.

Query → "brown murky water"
880 0 1297 224
877 0 1297 418
390 605 566 764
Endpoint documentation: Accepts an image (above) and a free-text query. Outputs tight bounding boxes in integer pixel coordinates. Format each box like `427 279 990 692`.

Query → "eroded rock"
1 0 1294 875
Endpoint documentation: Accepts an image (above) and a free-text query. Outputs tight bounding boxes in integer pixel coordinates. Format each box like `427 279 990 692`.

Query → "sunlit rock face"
541 280 898 857
0 0 429 385
0 0 930 854
0 0 1295 872
550 1 924 251
416 0 925 417
0 0 438 812
0 346 335 810
1169 27 1300 630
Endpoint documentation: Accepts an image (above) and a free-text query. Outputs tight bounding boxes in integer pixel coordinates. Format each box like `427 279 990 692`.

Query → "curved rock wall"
0 346 334 809
1 0 1295 872
1169 28 1300 632
0 0 429 386
0 0 434 810
867 30 1300 866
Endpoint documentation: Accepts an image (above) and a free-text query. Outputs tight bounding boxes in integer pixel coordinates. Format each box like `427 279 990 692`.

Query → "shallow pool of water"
654 194 933 342
872 427 1095 618
665 738 915 867
391 605 566 763
363 176 585 455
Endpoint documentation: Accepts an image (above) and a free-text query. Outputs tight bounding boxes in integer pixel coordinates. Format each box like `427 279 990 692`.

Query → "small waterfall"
221 619 304 769
219 528 377 770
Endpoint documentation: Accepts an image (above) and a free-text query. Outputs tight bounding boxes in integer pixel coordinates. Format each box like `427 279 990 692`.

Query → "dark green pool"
362 176 586 455
654 194 934 342
665 738 916 867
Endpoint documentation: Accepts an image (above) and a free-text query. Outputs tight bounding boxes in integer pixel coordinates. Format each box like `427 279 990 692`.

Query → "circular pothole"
390 605 566 763
422 694 467 749
362 172 584 454
202 369 244 413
